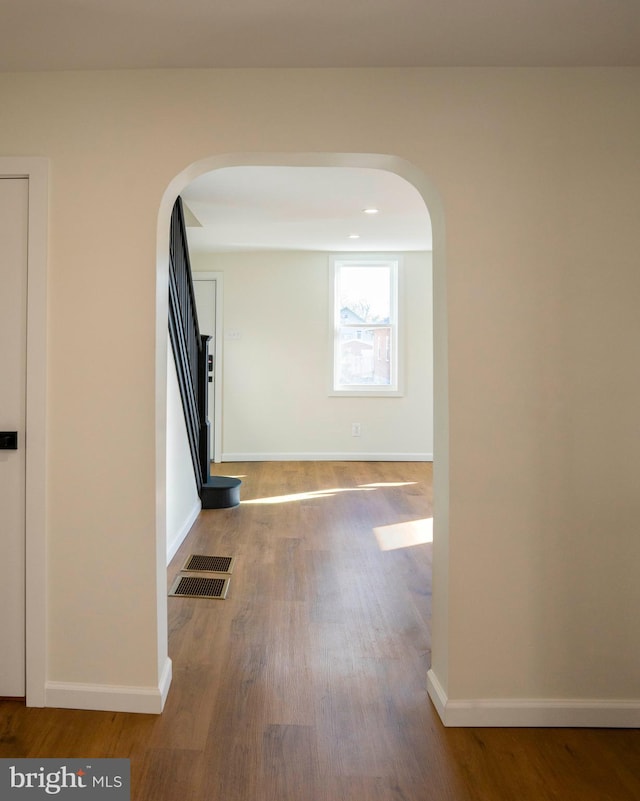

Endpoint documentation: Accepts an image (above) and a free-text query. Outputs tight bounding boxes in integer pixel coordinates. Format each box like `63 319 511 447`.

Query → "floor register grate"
182 554 235 574
169 574 230 600
169 554 236 600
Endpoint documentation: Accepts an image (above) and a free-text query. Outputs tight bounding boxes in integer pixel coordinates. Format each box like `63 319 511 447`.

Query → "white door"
193 275 222 462
0 178 28 697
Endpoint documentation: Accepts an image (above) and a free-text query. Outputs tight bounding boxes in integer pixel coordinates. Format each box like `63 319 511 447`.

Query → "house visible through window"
331 256 401 395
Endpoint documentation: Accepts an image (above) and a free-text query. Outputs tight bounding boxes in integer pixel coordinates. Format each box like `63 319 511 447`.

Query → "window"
330 256 401 395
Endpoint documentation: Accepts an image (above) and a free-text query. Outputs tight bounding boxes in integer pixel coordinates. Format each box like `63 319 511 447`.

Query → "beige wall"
191 250 433 460
1 67 639 718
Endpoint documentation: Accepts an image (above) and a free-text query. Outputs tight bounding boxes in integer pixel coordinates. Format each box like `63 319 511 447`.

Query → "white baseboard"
427 669 640 728
45 658 173 715
222 452 434 462
166 499 201 565
426 669 448 722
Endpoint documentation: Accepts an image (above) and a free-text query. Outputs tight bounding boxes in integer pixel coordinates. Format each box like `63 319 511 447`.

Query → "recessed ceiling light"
348 234 360 239
363 208 379 214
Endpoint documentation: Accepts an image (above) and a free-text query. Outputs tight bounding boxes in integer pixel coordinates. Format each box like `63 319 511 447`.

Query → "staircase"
168 197 240 509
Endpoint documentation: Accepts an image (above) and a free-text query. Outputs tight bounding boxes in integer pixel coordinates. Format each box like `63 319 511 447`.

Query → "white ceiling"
181 167 431 253
1 0 639 70
4 0 637 254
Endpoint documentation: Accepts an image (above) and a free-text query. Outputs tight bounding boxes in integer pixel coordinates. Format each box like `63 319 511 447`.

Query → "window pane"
331 256 400 395
338 266 391 323
337 326 392 386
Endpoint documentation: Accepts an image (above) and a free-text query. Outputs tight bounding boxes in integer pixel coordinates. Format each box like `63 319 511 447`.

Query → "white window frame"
329 254 403 397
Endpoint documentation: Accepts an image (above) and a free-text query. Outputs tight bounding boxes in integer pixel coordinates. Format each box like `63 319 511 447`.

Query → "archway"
155 152 449 707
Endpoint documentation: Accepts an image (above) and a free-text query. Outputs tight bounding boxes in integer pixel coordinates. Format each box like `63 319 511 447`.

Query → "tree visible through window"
331 256 400 395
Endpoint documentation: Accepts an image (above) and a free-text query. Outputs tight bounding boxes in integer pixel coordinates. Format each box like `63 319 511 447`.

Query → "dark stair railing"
168 197 240 509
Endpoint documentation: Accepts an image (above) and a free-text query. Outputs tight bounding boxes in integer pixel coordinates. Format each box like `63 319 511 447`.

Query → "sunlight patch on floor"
242 487 377 505
359 482 418 488
373 517 433 550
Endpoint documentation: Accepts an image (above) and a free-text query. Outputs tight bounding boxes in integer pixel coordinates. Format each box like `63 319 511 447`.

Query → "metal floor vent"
169 574 230 600
182 554 235 574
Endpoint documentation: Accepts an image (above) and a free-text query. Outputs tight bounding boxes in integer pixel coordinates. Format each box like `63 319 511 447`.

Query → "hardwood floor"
2 461 640 800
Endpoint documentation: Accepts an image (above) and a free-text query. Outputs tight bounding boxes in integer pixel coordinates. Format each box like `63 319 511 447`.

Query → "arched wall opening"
155 152 449 710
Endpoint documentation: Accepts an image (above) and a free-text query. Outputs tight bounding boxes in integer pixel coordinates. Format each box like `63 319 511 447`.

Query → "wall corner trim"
427 670 640 728
45 658 173 715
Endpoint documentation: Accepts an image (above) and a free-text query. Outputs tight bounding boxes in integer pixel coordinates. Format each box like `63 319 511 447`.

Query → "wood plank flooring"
2 461 640 800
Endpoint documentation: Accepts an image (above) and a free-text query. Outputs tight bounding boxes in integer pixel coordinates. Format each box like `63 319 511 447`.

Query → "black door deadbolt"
0 432 18 450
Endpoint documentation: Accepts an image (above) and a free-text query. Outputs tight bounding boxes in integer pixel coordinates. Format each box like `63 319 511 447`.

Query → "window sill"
329 389 404 398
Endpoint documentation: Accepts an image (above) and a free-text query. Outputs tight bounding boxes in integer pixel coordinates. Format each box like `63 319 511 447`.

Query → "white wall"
1 67 639 722
166 342 200 563
192 250 433 461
